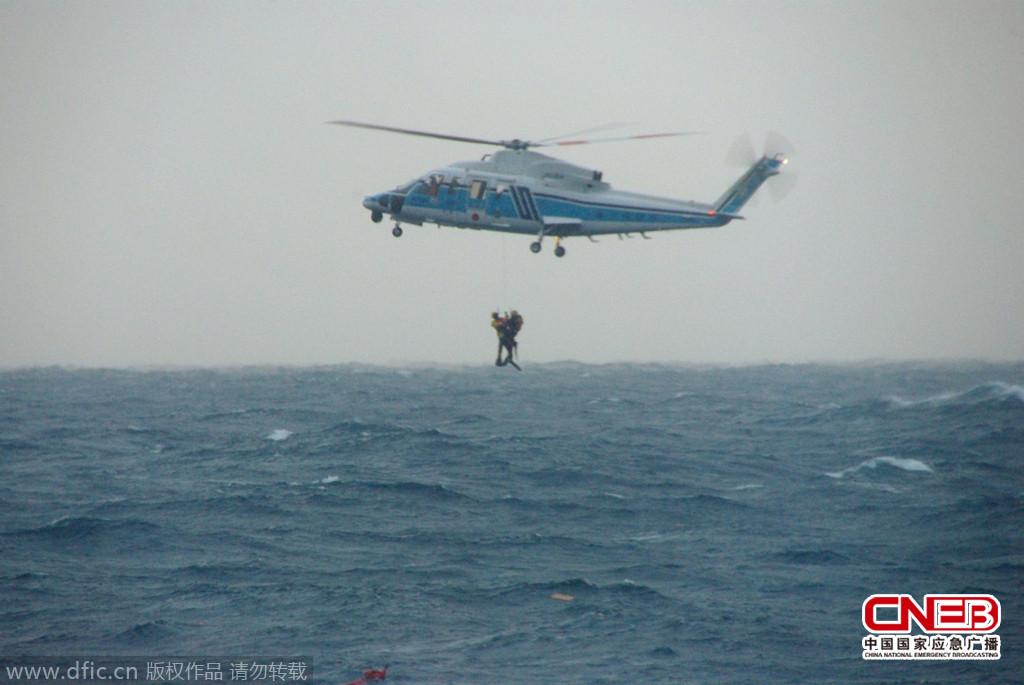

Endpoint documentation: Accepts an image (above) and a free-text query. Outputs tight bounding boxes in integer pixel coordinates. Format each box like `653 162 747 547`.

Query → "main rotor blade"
534 131 703 147
331 120 703 151
327 120 504 147
534 122 639 144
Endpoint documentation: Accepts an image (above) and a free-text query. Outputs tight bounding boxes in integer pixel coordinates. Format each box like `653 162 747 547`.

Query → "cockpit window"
415 174 445 196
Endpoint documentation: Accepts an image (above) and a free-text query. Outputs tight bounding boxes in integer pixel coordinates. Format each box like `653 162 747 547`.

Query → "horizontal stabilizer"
712 211 745 221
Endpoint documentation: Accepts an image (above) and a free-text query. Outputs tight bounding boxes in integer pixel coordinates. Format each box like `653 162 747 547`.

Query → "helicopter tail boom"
713 155 787 215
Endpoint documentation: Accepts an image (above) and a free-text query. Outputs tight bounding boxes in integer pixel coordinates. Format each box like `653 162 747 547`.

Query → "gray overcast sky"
2 0 1022 368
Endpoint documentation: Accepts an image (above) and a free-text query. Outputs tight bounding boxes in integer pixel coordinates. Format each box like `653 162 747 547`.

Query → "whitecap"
884 390 962 408
631 532 683 543
874 456 933 472
989 381 1024 403
827 456 933 479
266 429 293 441
320 475 340 484
886 382 1024 408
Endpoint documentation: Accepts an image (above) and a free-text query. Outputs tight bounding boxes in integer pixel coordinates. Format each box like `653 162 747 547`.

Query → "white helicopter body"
336 122 788 257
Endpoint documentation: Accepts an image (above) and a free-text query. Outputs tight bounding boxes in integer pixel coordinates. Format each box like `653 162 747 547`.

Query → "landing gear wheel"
554 245 566 258
371 210 383 223
530 241 542 253
392 225 403 237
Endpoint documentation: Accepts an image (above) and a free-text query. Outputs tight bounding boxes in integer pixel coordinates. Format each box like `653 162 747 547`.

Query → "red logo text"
862 594 1000 634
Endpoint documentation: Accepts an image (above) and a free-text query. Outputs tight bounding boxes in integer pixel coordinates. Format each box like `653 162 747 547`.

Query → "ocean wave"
491 576 670 602
825 456 933 480
2 570 50 582
0 437 43 452
7 515 160 541
113 619 177 644
628 531 683 543
883 381 1024 409
603 578 673 599
176 559 262 580
728 483 765 491
488 491 749 521
442 412 497 426
198 408 261 422
772 548 850 565
315 420 474 450
674 492 753 511
324 479 475 502
319 419 406 438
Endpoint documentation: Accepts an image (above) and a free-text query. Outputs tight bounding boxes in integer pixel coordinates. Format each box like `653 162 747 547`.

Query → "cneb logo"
862 594 1001 634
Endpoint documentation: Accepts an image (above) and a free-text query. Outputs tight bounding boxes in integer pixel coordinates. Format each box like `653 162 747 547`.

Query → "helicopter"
331 120 791 258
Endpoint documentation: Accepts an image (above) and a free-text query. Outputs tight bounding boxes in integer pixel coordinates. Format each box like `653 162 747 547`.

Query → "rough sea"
2 363 1022 684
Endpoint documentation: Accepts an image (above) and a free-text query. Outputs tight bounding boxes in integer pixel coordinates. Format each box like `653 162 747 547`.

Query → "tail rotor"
727 131 796 202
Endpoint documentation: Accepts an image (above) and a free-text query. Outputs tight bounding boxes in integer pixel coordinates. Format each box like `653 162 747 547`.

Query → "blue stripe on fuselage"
509 186 527 219
533 193 712 227
522 187 540 221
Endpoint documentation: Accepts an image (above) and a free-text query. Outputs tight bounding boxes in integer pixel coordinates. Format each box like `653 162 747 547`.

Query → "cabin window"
448 178 460 195
469 180 487 200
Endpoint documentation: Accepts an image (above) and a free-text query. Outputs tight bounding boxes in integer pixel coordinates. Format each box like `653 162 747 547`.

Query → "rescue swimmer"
490 310 523 370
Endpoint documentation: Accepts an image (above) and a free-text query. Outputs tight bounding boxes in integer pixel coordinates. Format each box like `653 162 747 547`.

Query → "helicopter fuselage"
362 148 784 256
